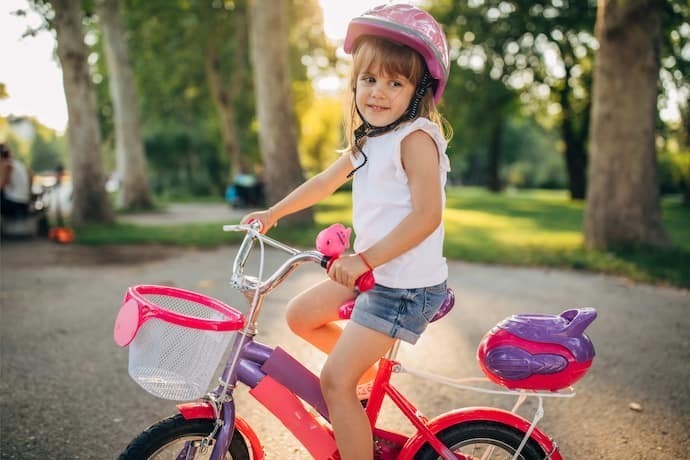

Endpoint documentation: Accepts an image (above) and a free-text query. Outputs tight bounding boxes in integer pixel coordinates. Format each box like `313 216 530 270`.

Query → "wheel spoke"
479 445 497 460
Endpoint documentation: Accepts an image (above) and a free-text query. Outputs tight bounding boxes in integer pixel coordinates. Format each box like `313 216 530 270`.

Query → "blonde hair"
342 36 451 154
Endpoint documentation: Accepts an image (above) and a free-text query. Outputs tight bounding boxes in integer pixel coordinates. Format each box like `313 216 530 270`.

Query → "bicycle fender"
176 402 264 460
396 407 563 460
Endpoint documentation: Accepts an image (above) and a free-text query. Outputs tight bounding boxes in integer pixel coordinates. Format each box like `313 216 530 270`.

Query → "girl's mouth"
367 104 388 112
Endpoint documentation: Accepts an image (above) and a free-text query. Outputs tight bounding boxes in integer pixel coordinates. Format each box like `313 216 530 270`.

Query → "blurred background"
0 0 688 269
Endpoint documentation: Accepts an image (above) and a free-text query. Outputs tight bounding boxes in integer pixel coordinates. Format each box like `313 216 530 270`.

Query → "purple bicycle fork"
208 334 336 459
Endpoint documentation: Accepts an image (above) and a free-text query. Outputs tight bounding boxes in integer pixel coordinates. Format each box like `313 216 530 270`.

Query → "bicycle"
113 222 597 459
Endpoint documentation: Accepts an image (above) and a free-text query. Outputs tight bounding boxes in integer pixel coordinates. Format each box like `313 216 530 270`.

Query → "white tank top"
349 118 450 289
4 159 30 204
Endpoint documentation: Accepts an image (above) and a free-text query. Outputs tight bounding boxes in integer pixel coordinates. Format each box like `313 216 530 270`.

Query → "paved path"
1 235 688 459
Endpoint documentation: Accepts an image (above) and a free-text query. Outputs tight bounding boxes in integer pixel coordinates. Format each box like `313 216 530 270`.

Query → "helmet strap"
407 70 433 119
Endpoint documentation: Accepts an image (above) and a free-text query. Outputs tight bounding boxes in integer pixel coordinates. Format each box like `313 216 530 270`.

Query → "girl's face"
355 69 415 128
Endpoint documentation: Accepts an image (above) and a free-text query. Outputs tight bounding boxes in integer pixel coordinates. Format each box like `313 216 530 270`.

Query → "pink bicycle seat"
337 288 455 322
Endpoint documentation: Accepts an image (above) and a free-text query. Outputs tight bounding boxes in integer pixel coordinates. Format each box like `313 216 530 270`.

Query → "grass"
442 188 690 287
77 187 690 288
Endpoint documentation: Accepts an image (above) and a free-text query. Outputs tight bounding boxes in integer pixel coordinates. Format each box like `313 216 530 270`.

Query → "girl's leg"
285 279 379 383
285 278 351 352
320 322 396 460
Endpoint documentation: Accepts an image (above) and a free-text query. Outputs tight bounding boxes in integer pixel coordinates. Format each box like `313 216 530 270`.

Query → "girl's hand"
240 208 277 234
327 253 369 290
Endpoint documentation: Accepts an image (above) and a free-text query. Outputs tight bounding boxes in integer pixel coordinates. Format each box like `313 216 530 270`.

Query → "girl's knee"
320 367 339 399
320 361 355 400
285 297 310 336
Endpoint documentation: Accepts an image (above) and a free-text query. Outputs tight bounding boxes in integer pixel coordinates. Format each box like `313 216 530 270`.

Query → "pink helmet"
344 4 450 104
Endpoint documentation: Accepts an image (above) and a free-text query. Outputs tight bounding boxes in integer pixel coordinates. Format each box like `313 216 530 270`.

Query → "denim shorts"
350 281 447 344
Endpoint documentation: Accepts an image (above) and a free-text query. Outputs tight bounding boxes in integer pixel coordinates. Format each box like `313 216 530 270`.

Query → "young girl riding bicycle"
242 4 451 459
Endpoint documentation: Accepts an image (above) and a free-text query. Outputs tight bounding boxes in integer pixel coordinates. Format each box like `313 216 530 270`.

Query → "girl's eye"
390 81 403 87
361 76 376 83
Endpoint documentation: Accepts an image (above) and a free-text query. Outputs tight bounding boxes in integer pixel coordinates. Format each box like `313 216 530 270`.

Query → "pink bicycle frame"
176 335 562 460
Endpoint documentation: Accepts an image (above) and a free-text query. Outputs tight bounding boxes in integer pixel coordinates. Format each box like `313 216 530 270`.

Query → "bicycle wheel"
414 421 546 460
117 414 250 460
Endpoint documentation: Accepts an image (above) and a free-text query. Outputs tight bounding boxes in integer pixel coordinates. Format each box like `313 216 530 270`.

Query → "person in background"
52 163 67 227
0 143 31 218
241 4 451 458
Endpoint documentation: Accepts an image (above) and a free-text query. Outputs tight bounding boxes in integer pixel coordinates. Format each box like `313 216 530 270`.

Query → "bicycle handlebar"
222 223 374 295
223 223 325 295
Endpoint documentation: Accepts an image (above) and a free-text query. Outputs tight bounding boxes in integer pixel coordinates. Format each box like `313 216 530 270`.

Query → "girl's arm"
328 130 444 289
241 153 353 231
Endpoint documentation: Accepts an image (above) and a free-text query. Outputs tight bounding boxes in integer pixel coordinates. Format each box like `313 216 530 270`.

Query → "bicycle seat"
338 288 456 322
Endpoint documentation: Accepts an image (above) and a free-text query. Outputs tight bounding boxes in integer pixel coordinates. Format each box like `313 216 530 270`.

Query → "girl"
241 4 451 459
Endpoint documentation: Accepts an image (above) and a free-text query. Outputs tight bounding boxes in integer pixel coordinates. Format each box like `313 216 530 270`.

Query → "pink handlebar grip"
323 256 375 292
356 271 375 292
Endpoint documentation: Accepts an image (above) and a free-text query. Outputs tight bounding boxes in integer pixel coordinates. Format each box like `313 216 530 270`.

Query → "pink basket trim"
113 299 141 347
113 284 245 347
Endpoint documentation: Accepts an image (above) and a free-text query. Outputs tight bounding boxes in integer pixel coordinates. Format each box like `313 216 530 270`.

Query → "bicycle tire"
117 414 250 460
414 421 546 460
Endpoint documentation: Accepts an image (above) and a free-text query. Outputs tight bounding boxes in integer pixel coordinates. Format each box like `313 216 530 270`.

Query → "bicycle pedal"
374 435 403 458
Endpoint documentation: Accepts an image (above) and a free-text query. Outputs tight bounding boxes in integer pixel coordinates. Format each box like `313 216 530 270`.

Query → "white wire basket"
113 285 245 400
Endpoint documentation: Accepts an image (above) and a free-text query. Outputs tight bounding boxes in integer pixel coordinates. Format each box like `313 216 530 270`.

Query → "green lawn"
78 187 690 288
442 188 690 287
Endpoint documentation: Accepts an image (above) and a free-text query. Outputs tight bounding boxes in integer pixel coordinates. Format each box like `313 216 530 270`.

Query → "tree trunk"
487 118 503 193
680 107 690 207
50 0 113 225
204 44 247 178
249 0 312 225
584 0 669 249
97 0 153 210
559 75 587 200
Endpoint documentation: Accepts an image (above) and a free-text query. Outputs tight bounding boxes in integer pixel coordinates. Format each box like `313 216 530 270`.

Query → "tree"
658 1 690 206
48 0 113 225
203 2 251 178
249 0 312 225
431 1 596 199
584 0 670 249
97 0 152 210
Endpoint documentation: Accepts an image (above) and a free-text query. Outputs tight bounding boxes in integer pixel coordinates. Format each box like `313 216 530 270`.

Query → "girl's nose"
371 83 385 98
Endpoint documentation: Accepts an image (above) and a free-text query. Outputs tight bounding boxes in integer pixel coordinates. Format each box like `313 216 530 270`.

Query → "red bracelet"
357 252 374 271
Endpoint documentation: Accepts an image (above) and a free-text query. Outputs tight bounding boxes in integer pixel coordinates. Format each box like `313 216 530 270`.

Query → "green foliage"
84 0 330 198
29 132 64 172
660 0 690 100
429 1 597 192
14 0 688 210
658 135 690 199
298 95 342 177
426 0 688 200
77 188 690 287
1 116 66 173
144 129 226 198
